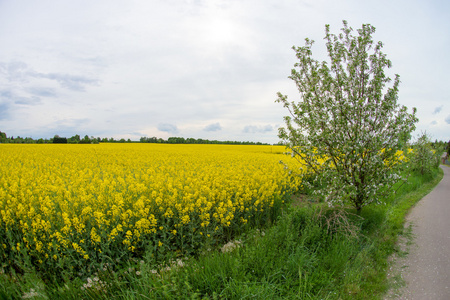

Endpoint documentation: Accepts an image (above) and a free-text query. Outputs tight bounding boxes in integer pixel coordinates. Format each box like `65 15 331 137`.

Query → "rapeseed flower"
0 143 301 277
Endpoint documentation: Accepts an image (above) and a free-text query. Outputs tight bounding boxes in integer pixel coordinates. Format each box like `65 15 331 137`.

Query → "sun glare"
206 18 236 45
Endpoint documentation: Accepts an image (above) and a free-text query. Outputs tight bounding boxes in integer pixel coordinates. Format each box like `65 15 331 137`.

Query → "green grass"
0 168 443 299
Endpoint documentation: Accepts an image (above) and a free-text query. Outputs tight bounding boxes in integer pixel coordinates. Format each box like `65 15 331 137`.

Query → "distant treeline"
140 136 269 145
0 131 271 145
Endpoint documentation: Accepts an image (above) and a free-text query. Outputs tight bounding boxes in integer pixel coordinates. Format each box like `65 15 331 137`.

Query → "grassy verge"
0 168 443 299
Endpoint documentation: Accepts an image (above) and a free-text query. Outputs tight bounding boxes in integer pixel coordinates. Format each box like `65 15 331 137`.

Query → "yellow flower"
90 228 101 244
0 143 301 266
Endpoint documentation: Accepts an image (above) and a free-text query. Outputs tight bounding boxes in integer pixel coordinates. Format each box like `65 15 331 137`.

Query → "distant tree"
276 21 418 211
168 137 186 144
90 136 99 144
78 135 90 144
0 131 7 143
409 132 440 175
53 136 68 144
68 134 79 144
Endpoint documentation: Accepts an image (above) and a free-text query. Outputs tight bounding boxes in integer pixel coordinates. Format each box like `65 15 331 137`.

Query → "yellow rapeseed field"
0 143 301 275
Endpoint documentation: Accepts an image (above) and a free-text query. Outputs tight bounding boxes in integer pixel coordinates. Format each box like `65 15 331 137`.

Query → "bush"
409 133 441 175
52 137 67 144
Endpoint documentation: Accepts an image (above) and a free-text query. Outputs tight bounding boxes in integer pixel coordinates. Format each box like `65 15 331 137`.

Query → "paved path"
398 166 450 299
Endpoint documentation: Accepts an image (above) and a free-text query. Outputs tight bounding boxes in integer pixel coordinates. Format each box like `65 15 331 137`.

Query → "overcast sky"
1 0 449 143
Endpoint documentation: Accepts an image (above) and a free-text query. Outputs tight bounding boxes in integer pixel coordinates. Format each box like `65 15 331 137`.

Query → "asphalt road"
397 165 450 299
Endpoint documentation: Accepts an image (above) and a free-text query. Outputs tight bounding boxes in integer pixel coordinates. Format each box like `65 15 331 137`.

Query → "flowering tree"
409 132 441 175
276 21 418 211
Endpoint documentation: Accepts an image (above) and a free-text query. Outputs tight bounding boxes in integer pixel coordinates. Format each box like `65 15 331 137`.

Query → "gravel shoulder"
391 165 450 299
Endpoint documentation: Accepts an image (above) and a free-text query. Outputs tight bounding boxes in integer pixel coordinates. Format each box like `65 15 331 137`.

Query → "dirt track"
396 165 450 299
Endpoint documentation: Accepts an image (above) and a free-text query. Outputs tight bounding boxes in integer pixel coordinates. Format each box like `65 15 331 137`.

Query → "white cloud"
33 72 98 92
0 0 449 142
158 123 178 134
243 125 273 134
204 123 222 132
445 115 450 125
433 105 443 114
0 102 11 120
